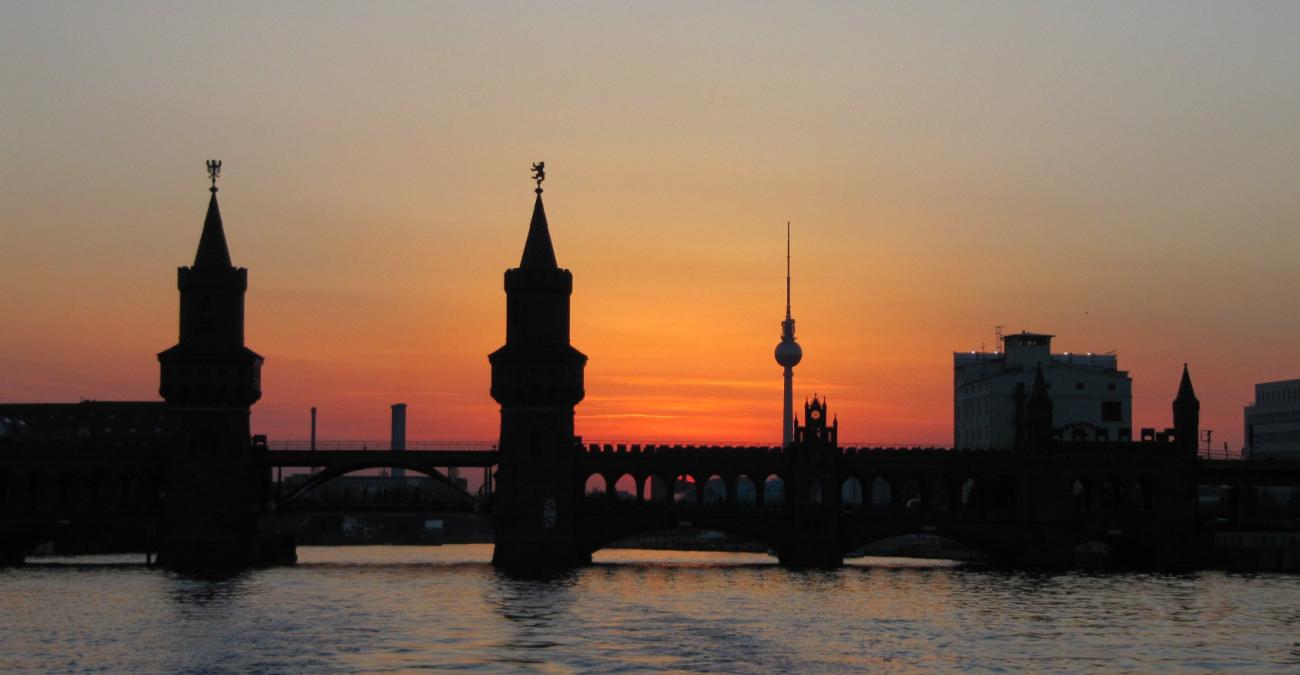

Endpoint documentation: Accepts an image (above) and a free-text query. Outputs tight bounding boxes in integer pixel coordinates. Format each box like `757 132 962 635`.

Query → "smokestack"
391 403 407 479
310 406 317 451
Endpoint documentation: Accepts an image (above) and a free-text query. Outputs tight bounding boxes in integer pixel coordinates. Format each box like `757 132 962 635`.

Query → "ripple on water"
2 545 1299 672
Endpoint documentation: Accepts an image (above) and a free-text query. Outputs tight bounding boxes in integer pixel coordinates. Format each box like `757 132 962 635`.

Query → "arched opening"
763 474 785 510
901 476 924 514
1127 479 1149 512
931 477 953 517
1098 479 1120 511
1072 479 1091 512
959 477 980 514
870 476 893 513
808 480 823 506
841 477 864 513
584 473 608 503
673 474 698 508
643 475 667 506
612 473 637 504
734 474 757 511
702 475 726 509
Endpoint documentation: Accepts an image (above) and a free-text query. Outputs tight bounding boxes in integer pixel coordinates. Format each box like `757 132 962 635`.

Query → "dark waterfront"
3 546 1298 672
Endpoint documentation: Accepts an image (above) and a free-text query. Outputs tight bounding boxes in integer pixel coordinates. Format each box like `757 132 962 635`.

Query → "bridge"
4 173 1300 569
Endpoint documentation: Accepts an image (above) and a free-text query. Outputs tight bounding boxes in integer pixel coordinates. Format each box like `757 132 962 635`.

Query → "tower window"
1101 401 1122 422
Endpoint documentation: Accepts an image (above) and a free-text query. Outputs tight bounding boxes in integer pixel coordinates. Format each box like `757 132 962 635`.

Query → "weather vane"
531 161 545 194
206 159 222 192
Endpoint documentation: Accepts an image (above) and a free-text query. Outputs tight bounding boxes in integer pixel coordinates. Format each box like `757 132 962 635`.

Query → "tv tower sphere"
775 333 802 367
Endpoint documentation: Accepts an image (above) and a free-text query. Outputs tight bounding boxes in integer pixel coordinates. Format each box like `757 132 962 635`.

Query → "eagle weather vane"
206 159 222 192
531 161 545 194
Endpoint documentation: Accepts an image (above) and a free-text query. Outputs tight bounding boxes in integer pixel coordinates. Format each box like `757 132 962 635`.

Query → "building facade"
954 332 1132 448
1244 379 1300 460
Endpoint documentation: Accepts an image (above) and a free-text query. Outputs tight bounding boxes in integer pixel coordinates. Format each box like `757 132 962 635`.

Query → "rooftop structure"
954 331 1132 448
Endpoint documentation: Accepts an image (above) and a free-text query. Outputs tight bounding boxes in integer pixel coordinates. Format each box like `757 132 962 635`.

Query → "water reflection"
2 546 1299 671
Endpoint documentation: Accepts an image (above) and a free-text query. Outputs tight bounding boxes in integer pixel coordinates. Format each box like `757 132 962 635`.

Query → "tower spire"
194 159 232 269
785 221 792 320
519 161 557 269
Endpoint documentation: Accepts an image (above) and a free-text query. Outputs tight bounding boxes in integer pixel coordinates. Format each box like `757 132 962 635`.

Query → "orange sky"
3 4 1299 449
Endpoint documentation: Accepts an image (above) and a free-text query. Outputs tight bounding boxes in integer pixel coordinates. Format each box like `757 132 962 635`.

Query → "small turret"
1173 364 1200 456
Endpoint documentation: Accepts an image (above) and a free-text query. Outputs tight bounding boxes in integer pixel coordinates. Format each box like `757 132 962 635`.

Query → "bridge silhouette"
3 170 1300 568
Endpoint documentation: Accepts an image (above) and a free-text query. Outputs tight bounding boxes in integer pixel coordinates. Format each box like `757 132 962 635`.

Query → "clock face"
810 409 822 421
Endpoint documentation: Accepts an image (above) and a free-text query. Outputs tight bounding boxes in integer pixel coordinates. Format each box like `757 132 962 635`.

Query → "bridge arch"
279 459 474 505
841 522 1004 562
612 473 637 504
585 524 783 560
584 473 608 504
643 474 668 506
841 476 864 513
702 474 726 510
958 476 982 515
734 474 758 511
673 474 699 508
763 474 785 511
931 476 954 518
869 475 893 514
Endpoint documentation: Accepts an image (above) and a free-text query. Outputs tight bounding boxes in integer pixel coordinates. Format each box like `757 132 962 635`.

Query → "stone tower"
489 165 589 566
155 164 275 565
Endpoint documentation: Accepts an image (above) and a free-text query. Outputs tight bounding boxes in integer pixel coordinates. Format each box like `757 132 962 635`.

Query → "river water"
2 545 1298 672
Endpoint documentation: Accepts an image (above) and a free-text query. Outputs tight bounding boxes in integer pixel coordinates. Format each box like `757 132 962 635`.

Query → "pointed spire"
1176 363 1197 401
193 187 233 269
519 193 558 269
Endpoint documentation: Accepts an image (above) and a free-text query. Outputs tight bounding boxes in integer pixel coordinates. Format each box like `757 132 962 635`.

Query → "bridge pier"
492 539 591 567
777 543 843 569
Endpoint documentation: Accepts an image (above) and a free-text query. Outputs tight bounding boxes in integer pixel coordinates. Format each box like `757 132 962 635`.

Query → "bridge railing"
1199 447 1246 461
265 440 498 452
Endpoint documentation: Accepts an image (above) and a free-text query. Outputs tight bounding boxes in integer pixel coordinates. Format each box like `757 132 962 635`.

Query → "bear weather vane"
206 159 222 192
531 161 545 194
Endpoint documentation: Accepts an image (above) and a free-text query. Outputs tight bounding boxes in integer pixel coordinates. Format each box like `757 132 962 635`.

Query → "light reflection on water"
2 545 1299 672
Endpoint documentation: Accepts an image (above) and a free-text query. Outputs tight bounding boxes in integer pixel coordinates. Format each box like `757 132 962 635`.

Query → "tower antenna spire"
785 221 792 320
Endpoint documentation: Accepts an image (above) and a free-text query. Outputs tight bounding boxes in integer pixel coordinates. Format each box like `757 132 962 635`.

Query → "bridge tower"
781 396 843 567
155 163 281 566
489 164 589 566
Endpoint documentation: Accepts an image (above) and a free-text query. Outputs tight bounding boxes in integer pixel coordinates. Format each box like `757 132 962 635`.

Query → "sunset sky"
2 3 1298 449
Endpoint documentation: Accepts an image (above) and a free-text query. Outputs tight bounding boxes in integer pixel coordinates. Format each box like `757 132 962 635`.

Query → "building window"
1101 401 1122 422
1076 382 1085 391
1108 383 1117 391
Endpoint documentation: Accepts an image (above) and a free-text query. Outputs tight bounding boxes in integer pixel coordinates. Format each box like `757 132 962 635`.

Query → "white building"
954 332 1132 448
1244 379 1300 460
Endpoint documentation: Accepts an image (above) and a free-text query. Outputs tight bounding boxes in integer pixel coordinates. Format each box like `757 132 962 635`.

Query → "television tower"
774 222 803 446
